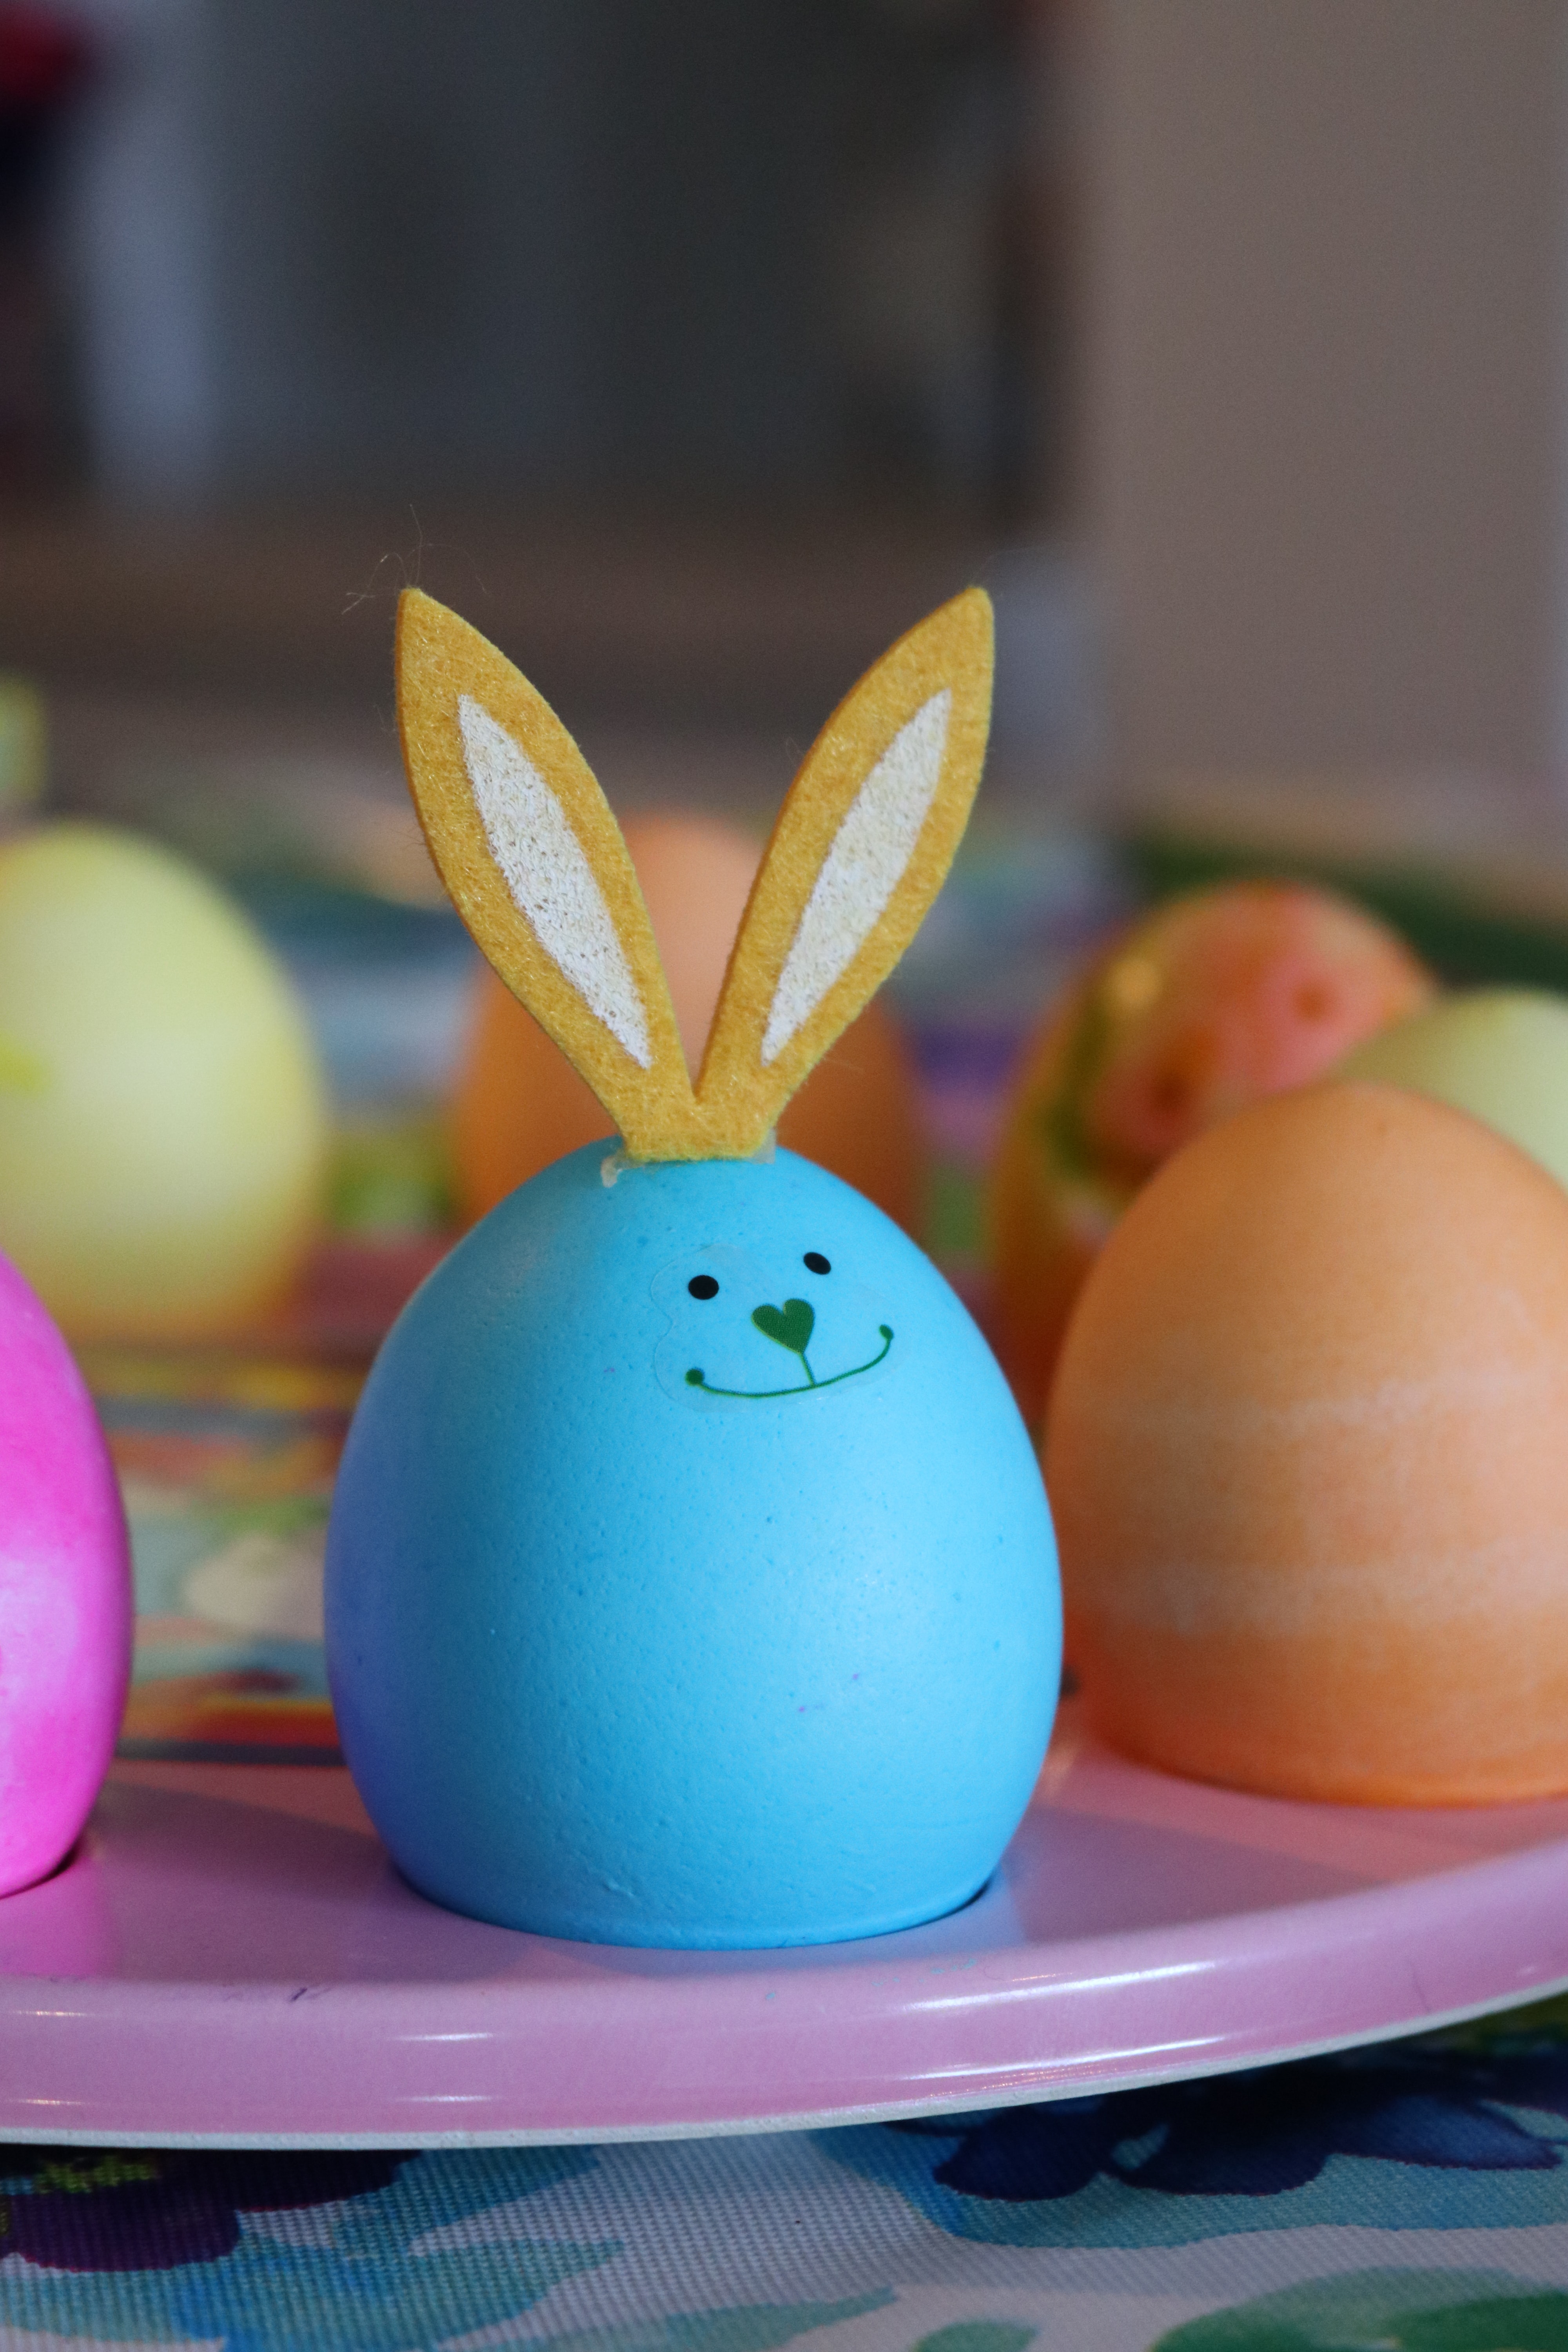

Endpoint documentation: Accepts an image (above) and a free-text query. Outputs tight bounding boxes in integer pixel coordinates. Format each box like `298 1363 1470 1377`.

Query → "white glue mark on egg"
459 695 652 1067
762 689 951 1065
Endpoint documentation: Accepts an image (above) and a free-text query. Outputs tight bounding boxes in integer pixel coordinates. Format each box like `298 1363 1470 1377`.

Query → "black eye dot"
688 1274 719 1300
803 1252 831 1276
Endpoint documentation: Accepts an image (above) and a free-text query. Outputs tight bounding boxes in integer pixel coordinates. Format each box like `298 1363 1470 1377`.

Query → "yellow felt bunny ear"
395 583 992 1167
695 587 993 1158
395 589 697 1161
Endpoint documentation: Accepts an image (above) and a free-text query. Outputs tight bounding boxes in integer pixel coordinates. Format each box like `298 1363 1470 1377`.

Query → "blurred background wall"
45 0 1065 515
2 0 1099 771
1085 0 1568 783
2 0 1567 803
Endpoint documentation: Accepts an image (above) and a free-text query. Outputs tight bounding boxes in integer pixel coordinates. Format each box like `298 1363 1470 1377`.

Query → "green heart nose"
752 1298 815 1356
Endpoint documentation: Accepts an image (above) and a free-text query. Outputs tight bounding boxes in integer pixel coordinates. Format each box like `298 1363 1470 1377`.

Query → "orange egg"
452 811 924 1231
989 883 1434 1434
1045 1080 1568 1805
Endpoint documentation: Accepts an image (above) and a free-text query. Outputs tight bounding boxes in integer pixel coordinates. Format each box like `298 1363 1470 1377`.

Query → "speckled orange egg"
452 811 924 1231
1045 1080 1568 1805
990 883 1434 1434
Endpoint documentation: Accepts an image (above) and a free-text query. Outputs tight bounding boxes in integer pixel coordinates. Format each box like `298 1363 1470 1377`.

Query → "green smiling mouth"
684 1318 894 1400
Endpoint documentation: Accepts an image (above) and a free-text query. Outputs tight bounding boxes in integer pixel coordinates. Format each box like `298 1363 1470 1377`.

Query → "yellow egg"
1045 1081 1568 1804
0 823 328 1339
452 811 925 1232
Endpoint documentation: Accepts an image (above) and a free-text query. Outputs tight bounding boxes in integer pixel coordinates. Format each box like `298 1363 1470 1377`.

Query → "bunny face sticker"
325 581 1062 1954
652 1238 896 1408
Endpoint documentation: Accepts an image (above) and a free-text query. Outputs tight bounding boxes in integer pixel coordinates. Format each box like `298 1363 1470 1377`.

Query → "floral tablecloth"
4 2002 1568 2349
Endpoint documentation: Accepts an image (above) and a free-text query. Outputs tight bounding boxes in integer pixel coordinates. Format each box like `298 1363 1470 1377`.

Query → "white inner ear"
762 688 951 1065
459 696 652 1068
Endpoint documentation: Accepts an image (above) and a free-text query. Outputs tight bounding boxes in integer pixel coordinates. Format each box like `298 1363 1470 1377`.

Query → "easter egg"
0 1248 131 1895
1045 1081 1568 1806
0 824 328 1339
326 1143 1059 1948
452 812 924 1232
1338 987 1568 1189
990 882 1434 1431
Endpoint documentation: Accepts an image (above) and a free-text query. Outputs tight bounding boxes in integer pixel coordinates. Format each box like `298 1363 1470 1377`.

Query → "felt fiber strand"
697 588 993 1156
395 590 698 1160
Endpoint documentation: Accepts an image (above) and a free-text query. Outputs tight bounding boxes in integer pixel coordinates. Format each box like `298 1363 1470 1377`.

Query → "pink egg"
0 1250 131 1896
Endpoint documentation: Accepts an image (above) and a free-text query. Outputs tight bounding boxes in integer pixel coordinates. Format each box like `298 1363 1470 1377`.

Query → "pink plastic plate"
2 1700 1566 2149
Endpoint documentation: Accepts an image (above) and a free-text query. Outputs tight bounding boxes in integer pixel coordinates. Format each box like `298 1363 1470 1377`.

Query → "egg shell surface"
0 824 328 1340
0 1249 131 1895
452 813 925 1233
326 1142 1060 1948
1046 1080 1568 1805
990 882 1434 1433
1338 987 1568 1191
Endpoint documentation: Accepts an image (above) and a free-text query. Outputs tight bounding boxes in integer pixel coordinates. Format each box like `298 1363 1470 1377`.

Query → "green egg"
1337 986 1568 1190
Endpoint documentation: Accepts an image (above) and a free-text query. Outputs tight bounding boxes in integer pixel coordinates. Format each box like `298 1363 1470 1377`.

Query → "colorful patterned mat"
93 1343 353 1765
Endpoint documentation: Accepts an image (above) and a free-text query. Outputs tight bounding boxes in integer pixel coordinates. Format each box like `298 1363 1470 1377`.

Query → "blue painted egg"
325 1143 1060 1947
